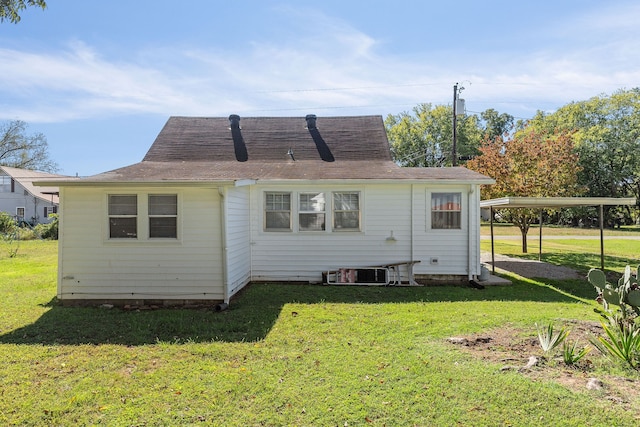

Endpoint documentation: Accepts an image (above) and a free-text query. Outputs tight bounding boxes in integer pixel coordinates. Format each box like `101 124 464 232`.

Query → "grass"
1 241 640 425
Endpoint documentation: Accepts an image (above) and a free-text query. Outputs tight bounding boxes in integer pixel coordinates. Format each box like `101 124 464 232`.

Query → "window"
299 192 325 231
0 176 11 192
431 192 462 229
44 206 57 217
16 207 25 220
149 194 177 238
109 195 137 238
333 192 360 231
265 192 291 231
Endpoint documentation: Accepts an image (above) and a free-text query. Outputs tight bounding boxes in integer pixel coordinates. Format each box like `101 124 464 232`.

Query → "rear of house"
39 115 492 306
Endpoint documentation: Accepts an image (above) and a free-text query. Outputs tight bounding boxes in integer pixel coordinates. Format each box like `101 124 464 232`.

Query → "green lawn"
1 241 639 425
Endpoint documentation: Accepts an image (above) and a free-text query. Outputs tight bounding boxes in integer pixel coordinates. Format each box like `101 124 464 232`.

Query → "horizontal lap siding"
250 184 415 282
225 186 251 297
59 187 223 300
412 185 472 275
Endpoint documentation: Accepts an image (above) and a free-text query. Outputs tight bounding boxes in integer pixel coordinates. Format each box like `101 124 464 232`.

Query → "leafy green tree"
0 120 58 172
479 108 514 140
466 129 582 252
0 0 46 23
528 89 640 208
385 103 483 167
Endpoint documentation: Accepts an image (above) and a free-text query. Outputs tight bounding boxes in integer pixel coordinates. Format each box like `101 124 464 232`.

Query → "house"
0 165 67 225
36 115 494 306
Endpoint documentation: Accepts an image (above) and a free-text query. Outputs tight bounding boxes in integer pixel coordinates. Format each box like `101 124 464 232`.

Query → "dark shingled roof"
142 116 392 162
49 115 494 184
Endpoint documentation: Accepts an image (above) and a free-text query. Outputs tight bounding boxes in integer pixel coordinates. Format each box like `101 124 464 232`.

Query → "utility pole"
452 83 458 166
452 83 466 166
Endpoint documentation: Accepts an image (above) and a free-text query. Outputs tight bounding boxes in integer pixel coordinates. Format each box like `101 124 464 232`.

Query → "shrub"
0 211 16 234
34 214 58 240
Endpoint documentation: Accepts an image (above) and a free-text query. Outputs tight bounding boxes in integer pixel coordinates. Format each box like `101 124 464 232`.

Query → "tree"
466 129 582 252
526 89 640 225
0 0 46 23
0 120 58 172
479 108 514 140
385 103 483 167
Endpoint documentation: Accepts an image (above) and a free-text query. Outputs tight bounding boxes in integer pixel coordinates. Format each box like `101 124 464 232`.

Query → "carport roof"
480 197 637 209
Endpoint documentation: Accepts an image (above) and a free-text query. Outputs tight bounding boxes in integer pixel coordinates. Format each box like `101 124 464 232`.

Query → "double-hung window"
333 192 360 231
431 192 462 229
265 192 291 231
109 195 137 238
299 192 325 231
149 194 178 238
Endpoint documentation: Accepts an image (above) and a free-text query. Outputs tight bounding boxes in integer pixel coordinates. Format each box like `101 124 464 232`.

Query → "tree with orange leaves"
466 129 582 252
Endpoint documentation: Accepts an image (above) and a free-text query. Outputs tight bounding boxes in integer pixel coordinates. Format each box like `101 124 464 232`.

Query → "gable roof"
0 166 70 203
40 115 494 185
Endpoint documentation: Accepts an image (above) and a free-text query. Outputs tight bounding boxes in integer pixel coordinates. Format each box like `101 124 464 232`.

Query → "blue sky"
1 0 639 176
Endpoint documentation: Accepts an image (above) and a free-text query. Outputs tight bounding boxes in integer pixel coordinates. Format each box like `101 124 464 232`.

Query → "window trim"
148 194 178 239
298 192 326 232
332 191 361 232
430 191 463 230
264 191 292 232
105 192 181 242
108 194 138 239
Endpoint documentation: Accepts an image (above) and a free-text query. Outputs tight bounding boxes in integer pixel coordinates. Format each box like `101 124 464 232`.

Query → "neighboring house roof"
0 165 69 203
39 115 494 185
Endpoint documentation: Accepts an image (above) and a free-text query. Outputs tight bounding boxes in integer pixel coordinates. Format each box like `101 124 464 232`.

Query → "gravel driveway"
480 252 584 280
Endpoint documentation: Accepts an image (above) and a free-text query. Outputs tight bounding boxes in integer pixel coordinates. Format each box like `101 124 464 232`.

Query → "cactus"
588 265 640 316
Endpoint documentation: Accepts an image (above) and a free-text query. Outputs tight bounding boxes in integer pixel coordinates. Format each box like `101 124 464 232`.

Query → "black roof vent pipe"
305 114 317 130
305 114 334 162
228 114 248 162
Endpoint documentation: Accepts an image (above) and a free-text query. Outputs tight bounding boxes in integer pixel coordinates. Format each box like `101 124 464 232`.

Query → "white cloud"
0 3 639 123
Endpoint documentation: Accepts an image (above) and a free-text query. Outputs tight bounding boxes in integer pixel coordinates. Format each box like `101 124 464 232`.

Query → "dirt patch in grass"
448 320 640 410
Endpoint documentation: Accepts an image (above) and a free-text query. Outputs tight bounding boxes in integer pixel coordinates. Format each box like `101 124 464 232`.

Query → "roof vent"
305 114 317 130
229 114 241 129
305 114 335 162
228 114 248 162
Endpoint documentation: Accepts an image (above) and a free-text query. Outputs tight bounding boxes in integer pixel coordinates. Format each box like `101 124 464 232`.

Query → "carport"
480 197 637 273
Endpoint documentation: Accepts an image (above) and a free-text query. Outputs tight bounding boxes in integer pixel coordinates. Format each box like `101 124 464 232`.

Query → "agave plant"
536 322 569 356
562 340 591 366
590 314 640 370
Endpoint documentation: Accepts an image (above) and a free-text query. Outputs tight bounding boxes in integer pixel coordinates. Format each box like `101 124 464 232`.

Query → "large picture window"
333 192 360 231
431 192 462 229
265 192 291 231
109 195 137 238
149 194 177 238
299 192 325 231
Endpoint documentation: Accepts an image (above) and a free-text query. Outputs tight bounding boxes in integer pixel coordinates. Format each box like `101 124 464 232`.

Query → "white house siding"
58 186 224 302
250 183 420 283
248 183 482 283
411 184 481 278
223 185 251 300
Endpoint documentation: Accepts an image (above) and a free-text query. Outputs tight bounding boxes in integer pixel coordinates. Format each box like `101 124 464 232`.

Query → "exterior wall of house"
223 185 252 300
57 185 224 303
0 173 57 225
248 182 482 283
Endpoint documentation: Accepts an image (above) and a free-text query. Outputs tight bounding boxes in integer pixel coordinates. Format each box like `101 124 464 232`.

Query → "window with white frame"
265 192 291 231
299 192 326 231
108 194 137 238
149 194 177 238
333 192 360 231
431 192 462 229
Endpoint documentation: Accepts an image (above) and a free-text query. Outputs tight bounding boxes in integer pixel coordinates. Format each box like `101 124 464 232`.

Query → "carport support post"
539 209 543 261
599 204 605 270
490 206 495 274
